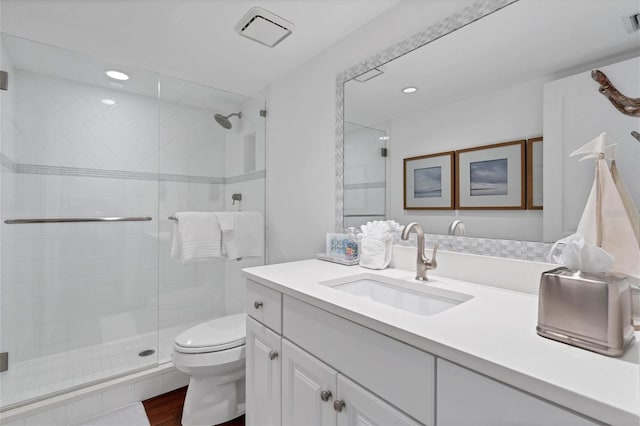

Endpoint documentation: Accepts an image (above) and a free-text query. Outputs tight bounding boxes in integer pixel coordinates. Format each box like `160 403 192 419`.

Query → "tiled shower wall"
0 68 266 366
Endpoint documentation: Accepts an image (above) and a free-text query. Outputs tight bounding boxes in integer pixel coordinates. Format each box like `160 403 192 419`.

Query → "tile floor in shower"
1 321 200 408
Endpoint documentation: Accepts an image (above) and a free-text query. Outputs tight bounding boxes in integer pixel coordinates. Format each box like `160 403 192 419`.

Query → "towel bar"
4 216 152 224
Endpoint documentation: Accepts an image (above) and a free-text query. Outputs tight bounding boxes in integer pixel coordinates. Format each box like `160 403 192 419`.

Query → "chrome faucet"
401 222 438 281
448 219 466 236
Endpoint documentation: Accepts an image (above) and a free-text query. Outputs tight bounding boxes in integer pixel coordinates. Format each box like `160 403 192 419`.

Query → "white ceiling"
345 0 640 127
0 0 399 97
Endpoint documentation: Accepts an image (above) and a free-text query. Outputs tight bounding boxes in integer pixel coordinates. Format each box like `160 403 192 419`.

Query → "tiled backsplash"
426 233 553 262
397 232 553 262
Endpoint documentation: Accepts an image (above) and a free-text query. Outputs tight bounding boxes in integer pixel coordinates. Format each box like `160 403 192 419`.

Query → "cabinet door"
336 375 420 426
282 339 337 426
246 317 282 426
437 359 598 425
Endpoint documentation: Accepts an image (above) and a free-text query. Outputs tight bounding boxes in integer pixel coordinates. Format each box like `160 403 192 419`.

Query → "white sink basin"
320 273 472 317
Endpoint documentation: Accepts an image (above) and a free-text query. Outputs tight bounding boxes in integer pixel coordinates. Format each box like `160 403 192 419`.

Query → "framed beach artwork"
455 140 526 209
403 151 455 210
527 137 543 209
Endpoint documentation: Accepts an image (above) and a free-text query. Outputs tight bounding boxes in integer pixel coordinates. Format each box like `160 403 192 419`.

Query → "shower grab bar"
4 216 152 224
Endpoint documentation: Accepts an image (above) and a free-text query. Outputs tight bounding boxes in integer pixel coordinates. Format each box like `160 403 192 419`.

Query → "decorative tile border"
0 153 264 184
226 170 266 184
424 233 553 262
344 181 385 190
1 152 16 172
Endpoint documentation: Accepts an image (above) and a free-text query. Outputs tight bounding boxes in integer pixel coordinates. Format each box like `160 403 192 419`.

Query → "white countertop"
243 259 640 425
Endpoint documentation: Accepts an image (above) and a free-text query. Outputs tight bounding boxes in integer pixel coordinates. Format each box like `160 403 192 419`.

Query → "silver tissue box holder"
537 267 634 357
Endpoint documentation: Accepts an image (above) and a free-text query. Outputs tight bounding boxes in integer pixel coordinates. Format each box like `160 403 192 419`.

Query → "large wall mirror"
337 0 640 243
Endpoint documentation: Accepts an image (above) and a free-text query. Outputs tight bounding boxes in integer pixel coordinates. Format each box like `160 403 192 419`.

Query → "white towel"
222 212 264 260
171 212 222 263
217 212 235 233
359 236 392 270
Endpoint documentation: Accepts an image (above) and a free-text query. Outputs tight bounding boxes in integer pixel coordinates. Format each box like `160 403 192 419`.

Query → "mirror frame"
334 0 518 231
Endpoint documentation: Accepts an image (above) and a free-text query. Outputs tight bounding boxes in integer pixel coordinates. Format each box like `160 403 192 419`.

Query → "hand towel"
223 212 264 260
170 212 222 263
217 212 236 233
359 236 392 270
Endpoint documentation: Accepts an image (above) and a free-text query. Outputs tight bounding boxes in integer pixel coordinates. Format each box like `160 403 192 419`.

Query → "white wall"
265 1 476 263
387 78 545 241
544 56 640 241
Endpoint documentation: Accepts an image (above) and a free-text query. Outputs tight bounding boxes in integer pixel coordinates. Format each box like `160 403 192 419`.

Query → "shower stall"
0 34 266 410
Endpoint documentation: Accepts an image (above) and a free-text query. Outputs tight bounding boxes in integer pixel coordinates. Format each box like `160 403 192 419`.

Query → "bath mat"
77 402 150 426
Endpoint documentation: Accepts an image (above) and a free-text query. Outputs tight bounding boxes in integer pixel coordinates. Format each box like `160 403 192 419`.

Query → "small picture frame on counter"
317 232 360 265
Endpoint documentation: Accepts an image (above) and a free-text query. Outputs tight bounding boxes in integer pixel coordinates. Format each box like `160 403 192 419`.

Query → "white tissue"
548 233 615 273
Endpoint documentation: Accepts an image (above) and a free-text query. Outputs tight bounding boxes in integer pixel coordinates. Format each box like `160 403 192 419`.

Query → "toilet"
172 313 246 426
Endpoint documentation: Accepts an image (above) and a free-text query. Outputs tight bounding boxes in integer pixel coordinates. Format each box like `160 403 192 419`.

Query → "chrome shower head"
214 111 242 129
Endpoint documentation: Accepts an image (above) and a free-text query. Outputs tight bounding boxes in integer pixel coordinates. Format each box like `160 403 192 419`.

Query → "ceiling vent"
235 7 295 48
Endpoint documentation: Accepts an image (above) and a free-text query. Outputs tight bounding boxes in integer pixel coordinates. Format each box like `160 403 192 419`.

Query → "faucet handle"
428 242 439 270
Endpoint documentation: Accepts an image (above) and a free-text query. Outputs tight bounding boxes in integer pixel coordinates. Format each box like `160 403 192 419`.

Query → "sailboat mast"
596 154 604 247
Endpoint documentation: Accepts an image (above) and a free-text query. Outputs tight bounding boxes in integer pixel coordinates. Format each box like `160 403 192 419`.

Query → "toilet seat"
174 313 246 354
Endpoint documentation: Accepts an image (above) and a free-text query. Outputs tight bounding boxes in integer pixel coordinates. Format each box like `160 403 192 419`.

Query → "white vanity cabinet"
246 279 604 426
246 278 284 426
282 339 419 426
335 375 420 426
246 317 282 426
436 359 598 426
282 339 336 425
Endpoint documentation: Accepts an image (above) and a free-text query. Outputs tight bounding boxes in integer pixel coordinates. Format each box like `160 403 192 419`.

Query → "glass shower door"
0 34 160 409
156 75 267 363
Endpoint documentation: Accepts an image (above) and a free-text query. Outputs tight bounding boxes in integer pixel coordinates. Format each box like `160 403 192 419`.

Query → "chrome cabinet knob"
254 301 263 309
268 350 278 360
333 400 346 412
320 390 332 402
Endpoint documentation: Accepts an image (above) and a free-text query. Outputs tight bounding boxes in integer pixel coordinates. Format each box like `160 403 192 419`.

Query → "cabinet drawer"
437 359 598 425
246 280 282 333
283 295 434 425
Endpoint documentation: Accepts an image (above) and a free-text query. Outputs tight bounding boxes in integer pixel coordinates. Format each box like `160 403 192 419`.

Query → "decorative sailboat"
569 132 640 278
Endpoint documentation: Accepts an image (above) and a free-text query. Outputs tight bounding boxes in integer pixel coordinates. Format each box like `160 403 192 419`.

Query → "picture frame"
403 151 455 210
526 137 543 209
455 140 526 210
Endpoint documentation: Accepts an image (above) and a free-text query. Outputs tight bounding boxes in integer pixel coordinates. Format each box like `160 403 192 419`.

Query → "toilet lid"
174 313 246 354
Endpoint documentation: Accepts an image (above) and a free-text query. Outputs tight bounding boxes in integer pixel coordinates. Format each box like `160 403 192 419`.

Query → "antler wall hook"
591 69 640 117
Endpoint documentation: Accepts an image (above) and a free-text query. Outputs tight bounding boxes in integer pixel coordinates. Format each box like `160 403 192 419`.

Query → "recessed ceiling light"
101 99 117 106
402 87 418 94
379 136 390 140
105 70 129 81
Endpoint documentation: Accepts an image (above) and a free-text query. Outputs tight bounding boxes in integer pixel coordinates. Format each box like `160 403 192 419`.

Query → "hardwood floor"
142 386 245 426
